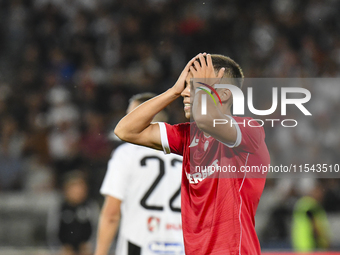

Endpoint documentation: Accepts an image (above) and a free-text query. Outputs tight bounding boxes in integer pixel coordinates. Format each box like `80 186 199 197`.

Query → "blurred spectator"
80 111 110 162
24 154 55 192
47 170 99 255
322 179 340 212
45 86 82 186
0 115 26 190
291 179 331 252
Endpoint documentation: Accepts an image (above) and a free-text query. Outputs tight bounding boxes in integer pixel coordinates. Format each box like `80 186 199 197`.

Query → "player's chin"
184 110 191 119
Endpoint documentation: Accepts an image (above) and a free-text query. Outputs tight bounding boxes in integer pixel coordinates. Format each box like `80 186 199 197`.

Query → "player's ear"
219 89 232 105
222 89 232 101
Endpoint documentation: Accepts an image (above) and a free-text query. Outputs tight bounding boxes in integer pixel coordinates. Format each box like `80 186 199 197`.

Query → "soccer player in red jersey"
115 53 270 255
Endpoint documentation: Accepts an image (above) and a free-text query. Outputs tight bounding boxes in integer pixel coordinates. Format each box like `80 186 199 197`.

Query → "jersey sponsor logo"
186 159 218 184
166 223 182 230
189 135 199 148
147 216 160 232
148 241 184 254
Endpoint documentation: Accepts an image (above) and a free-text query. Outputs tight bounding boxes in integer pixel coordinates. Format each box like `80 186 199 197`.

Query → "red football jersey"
158 116 270 255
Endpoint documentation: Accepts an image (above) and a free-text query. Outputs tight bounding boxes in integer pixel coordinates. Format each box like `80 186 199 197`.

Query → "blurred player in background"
94 93 184 255
115 53 269 254
47 170 99 255
292 179 331 252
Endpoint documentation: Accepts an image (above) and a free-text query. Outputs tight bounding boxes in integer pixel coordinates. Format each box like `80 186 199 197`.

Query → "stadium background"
0 0 340 254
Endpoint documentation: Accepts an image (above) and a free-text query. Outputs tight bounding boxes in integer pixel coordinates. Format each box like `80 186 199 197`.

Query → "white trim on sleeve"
158 122 171 154
222 115 242 148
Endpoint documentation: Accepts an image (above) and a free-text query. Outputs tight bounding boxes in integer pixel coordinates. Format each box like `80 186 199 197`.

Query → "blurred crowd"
0 0 340 250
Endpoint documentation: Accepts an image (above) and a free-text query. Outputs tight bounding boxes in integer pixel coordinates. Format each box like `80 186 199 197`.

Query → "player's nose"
181 85 190 98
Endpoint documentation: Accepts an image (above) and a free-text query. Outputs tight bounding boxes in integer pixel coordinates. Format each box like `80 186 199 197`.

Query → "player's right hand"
171 54 201 96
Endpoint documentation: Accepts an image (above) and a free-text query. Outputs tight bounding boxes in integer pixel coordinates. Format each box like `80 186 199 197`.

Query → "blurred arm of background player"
94 93 168 255
94 196 121 255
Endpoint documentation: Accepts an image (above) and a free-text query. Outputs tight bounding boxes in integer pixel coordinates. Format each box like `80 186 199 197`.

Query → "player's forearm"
192 90 227 129
94 213 120 255
114 88 180 141
192 90 237 144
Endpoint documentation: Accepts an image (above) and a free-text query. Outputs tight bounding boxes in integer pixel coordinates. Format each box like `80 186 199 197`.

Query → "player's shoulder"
178 122 191 127
168 121 191 130
176 122 196 136
163 122 191 143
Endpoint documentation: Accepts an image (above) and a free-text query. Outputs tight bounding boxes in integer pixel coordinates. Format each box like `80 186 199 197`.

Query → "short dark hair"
62 170 87 187
196 54 244 88
129 92 157 104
